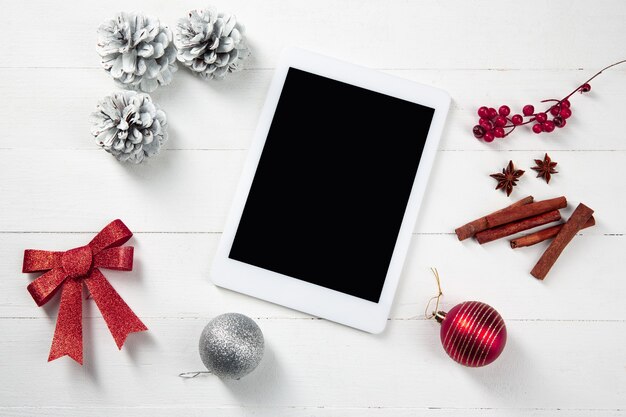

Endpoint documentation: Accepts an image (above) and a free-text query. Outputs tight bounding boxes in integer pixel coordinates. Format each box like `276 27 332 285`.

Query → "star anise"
490 160 525 196
531 153 558 183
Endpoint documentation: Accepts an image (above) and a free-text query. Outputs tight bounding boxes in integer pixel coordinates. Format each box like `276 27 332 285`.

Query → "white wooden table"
1 1 625 416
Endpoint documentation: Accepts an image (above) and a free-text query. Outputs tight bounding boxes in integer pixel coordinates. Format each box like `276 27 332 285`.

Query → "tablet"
211 48 450 333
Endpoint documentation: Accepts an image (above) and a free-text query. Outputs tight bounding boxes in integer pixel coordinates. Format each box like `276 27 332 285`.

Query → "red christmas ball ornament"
435 301 507 367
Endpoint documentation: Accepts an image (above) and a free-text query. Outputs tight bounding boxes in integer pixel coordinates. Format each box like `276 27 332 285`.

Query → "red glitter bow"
22 219 147 364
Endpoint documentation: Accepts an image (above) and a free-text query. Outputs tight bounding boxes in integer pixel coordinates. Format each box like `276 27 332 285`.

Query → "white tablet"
211 48 450 333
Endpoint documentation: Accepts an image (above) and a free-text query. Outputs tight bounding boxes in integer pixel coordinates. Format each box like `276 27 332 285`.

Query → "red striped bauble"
437 301 507 367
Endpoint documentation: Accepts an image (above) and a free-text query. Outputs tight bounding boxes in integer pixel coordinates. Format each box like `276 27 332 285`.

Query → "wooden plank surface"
4 233 623 321
1 0 625 70
2 68 626 151
1 409 623 417
0 149 624 233
1 0 625 415
0 319 624 409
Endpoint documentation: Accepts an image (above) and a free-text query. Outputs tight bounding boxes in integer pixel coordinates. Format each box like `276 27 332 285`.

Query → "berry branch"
473 59 626 142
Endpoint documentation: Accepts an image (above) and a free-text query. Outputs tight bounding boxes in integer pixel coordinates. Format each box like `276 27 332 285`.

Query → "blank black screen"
229 68 434 302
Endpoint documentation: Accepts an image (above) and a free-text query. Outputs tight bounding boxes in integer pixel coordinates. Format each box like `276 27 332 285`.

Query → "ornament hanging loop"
425 268 444 320
179 371 212 378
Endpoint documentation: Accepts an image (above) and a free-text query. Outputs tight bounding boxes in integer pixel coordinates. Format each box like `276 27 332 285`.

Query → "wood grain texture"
0 319 624 410
1 149 624 234
0 410 623 417
1 0 625 415
1 0 625 70
3 234 624 321
2 68 626 151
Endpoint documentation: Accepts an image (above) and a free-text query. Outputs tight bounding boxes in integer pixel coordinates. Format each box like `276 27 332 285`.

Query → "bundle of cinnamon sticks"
455 196 595 279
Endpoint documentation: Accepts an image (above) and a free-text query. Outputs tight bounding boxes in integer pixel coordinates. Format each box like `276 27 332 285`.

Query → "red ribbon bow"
22 219 147 364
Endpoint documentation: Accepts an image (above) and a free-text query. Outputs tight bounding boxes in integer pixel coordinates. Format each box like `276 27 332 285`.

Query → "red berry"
560 107 572 119
550 105 561 116
498 105 511 117
523 105 535 116
487 107 498 119
553 116 566 128
511 114 523 125
473 125 486 138
535 112 548 123
542 121 555 133
483 131 495 142
479 118 493 130
478 106 489 118
561 99 571 108
532 123 543 134
580 83 591 93
493 127 505 138
494 116 507 127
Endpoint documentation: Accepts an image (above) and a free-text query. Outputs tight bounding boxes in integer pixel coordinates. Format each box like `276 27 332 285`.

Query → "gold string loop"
425 268 443 319
178 371 212 378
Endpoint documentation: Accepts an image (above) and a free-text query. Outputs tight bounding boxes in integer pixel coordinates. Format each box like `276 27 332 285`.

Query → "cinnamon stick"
510 216 595 248
475 210 562 244
530 203 594 280
455 196 534 241
485 196 567 229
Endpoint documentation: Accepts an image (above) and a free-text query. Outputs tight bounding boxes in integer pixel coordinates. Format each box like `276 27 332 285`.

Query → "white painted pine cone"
91 91 167 164
175 7 250 80
97 12 178 92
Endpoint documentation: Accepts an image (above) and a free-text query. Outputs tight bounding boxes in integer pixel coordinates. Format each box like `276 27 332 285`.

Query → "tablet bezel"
211 47 450 333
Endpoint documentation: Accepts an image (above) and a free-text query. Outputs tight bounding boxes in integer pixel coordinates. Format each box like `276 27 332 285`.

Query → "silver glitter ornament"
199 313 264 379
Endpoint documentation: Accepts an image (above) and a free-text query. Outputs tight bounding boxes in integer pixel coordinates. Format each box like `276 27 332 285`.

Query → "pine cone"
97 12 178 92
175 7 250 80
91 91 168 164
